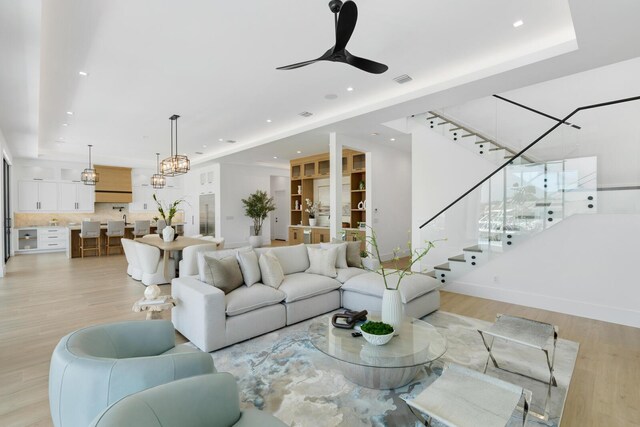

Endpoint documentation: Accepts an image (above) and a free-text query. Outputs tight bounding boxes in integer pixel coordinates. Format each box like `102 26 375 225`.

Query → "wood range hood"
94 165 132 203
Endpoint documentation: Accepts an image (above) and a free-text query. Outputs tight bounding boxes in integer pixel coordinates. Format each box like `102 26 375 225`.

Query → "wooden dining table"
136 236 217 280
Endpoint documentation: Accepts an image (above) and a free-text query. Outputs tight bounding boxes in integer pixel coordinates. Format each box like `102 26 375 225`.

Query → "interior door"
273 190 288 241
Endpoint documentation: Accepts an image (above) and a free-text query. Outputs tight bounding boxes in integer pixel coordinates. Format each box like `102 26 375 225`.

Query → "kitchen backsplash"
14 203 184 227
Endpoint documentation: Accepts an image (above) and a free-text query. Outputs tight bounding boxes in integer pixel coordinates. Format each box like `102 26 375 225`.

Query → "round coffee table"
308 314 447 389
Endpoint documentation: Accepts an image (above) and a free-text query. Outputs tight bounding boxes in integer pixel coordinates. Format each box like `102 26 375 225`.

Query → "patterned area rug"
205 311 579 426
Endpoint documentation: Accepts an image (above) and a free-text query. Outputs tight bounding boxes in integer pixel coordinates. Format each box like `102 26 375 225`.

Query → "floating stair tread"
449 127 463 131
425 116 437 120
425 271 437 278
448 254 466 263
434 262 451 271
463 245 483 253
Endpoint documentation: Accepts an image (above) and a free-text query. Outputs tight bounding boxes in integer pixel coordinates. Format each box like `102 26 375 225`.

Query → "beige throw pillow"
320 242 348 269
258 251 285 288
305 246 338 278
333 238 362 268
199 253 244 294
236 250 261 287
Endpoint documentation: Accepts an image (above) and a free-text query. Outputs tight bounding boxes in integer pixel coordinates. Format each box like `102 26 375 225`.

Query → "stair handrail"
419 95 640 229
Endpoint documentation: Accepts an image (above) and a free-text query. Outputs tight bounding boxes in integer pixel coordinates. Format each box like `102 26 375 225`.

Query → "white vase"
249 235 262 248
381 289 404 333
309 218 317 226
162 226 175 242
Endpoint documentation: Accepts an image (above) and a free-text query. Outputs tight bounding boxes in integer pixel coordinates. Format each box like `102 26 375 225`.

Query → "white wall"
219 163 288 248
269 175 290 239
0 128 13 276
446 214 640 328
410 118 497 269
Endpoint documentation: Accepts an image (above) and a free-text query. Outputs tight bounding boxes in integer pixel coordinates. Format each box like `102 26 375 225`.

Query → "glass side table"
478 313 558 421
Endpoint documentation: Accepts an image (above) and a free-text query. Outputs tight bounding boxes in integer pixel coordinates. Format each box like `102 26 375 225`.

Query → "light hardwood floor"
0 252 638 426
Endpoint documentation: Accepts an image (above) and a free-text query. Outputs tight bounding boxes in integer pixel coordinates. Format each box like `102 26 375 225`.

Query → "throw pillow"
320 242 348 268
305 246 338 278
258 251 285 288
333 238 362 268
236 250 261 287
198 253 244 294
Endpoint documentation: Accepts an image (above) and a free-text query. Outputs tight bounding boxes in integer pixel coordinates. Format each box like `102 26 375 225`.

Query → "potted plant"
360 226 437 331
305 198 320 226
153 194 184 242
360 320 395 345
242 190 276 248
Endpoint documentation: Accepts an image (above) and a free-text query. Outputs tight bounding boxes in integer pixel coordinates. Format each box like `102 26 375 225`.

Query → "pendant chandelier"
151 152 166 189
80 144 99 185
160 114 190 176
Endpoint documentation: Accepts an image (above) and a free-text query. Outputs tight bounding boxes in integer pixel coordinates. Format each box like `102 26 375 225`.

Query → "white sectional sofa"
171 244 440 352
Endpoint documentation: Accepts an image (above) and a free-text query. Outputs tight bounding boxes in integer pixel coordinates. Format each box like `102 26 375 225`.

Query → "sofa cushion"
256 244 309 275
225 284 286 316
333 238 362 268
335 267 367 284
236 250 261 287
258 251 285 288
198 253 244 294
320 242 348 268
305 246 338 278
278 272 342 303
340 271 439 303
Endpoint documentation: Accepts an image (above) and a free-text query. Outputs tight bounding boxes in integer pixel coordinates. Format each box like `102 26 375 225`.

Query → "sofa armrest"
171 277 226 352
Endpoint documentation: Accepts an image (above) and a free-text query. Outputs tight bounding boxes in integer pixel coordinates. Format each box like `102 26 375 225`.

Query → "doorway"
273 190 288 241
3 158 10 263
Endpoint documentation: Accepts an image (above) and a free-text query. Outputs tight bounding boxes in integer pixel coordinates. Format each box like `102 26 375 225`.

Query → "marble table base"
338 361 422 389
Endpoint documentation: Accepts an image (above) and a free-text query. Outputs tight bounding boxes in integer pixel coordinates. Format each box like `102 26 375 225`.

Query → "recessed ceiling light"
266 119 272 123
218 138 223 142
273 156 278 159
202 144 207 148
513 20 524 28
62 123 68 127
66 111 73 115
346 86 354 92
296 150 302 154
390 138 396 141
78 71 88 76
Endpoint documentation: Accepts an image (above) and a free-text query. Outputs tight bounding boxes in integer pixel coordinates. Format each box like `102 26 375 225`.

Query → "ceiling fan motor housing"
329 0 343 13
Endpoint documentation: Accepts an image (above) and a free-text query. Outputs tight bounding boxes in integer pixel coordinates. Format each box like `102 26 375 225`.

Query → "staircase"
417 111 598 285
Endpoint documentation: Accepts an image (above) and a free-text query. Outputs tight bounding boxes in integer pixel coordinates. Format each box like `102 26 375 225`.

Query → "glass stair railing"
416 94 640 284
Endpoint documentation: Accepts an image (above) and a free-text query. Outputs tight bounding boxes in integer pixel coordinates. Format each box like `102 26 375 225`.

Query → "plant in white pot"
153 193 184 242
304 198 320 226
360 226 437 332
242 190 276 248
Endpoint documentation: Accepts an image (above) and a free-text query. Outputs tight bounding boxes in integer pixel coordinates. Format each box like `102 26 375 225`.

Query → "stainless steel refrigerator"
199 194 215 236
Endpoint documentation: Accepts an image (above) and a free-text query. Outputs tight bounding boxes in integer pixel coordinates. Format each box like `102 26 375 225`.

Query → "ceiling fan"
276 0 388 74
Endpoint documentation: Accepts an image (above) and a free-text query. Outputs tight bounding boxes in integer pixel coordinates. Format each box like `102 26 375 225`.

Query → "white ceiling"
1 0 640 170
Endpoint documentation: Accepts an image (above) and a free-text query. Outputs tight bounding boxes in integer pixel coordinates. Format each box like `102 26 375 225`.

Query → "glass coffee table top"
308 314 447 369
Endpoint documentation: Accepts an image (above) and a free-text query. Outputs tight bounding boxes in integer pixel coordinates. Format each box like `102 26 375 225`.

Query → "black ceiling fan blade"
276 59 322 70
345 50 388 74
334 1 357 53
277 48 333 71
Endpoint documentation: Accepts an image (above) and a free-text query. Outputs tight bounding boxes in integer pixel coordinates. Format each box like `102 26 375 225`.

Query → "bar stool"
105 220 125 255
79 221 101 258
133 220 150 238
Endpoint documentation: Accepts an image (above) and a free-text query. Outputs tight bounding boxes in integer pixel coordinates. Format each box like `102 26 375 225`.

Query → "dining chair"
133 220 151 237
105 220 125 255
79 221 101 258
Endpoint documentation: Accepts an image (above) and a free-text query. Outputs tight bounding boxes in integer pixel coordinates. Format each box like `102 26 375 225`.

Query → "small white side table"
132 295 176 320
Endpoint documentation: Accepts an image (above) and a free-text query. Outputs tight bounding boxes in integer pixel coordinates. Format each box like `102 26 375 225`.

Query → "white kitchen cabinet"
130 184 156 212
58 182 95 212
15 227 67 254
18 180 59 212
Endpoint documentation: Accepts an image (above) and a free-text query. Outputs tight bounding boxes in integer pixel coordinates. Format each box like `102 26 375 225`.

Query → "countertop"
66 223 185 230
288 225 363 231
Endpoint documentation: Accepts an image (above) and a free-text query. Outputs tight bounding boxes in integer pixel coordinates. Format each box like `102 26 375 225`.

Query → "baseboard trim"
446 280 640 328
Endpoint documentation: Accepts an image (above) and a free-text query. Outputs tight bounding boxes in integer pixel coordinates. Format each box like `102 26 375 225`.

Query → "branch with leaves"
359 226 440 290
152 193 185 225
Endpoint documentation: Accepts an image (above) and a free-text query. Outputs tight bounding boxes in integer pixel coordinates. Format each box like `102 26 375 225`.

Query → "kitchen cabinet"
18 180 58 212
289 227 304 244
129 184 155 212
58 182 94 212
15 227 67 253
312 228 330 244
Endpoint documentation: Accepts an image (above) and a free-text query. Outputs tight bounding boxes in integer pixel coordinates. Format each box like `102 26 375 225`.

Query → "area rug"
204 311 579 426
